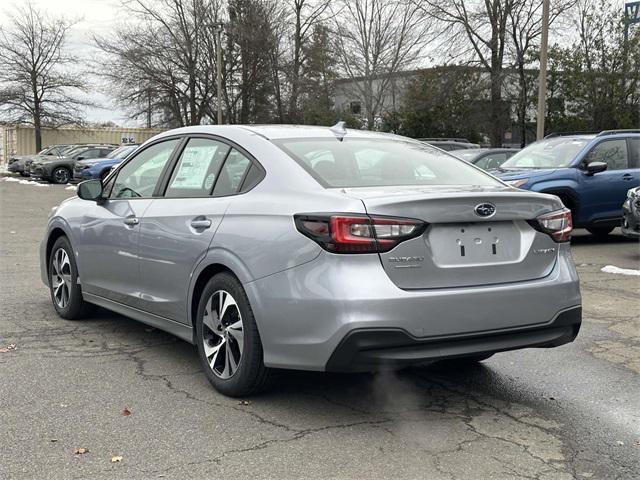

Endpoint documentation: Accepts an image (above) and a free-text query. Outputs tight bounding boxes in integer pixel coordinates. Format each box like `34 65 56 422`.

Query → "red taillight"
535 208 573 242
295 214 426 254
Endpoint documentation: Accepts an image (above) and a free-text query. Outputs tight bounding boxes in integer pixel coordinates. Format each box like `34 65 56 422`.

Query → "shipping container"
1 125 165 163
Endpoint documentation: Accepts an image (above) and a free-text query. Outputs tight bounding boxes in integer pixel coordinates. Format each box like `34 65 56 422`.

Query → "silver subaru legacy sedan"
40 125 581 396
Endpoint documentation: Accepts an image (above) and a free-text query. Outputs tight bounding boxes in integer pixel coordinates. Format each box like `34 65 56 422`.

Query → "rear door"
137 138 257 323
578 138 638 222
77 139 181 306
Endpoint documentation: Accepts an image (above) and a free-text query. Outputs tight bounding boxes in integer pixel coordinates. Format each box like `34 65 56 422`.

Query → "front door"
578 139 638 223
76 139 181 307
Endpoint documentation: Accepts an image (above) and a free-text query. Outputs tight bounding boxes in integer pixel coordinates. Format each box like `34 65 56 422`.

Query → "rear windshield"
273 137 501 188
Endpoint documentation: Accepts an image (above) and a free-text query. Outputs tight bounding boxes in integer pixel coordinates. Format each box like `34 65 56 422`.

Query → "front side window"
111 139 179 198
75 149 101 160
274 138 501 188
475 153 507 170
585 140 629 170
501 137 589 169
165 138 230 198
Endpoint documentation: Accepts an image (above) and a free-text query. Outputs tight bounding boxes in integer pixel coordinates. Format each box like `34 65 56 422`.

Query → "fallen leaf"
75 448 89 455
111 455 123 463
50 439 58 443
238 400 251 406
634 440 640 448
122 406 131 416
0 344 17 353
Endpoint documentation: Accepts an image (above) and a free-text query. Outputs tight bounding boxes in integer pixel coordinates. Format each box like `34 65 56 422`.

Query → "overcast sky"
2 0 133 125
1 0 634 127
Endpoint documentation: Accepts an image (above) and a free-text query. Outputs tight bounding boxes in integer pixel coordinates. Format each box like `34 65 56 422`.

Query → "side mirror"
77 179 104 202
586 161 607 176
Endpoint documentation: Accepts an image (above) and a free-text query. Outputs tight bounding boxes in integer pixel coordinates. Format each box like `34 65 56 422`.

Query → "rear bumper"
326 307 581 371
245 243 581 371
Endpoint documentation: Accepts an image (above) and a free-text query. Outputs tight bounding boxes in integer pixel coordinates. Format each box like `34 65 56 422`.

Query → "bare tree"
419 0 514 146
0 2 89 151
284 0 332 122
509 0 575 146
333 0 427 130
95 0 223 127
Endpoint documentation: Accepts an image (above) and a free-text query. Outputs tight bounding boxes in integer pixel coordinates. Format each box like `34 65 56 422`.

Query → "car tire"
51 167 71 184
48 236 95 320
586 227 614 237
195 272 271 397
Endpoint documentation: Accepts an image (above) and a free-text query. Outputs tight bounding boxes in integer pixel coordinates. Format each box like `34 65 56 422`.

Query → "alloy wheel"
51 248 72 308
201 290 244 379
53 168 69 184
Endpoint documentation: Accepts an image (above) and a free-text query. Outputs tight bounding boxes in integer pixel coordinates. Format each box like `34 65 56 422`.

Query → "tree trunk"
518 62 527 148
31 71 42 152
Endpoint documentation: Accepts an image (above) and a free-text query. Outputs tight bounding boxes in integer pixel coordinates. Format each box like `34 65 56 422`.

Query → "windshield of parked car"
63 146 86 158
274 137 501 188
500 137 589 169
107 145 137 159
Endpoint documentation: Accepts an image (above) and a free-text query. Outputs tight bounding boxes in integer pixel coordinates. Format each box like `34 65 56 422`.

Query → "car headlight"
507 179 528 188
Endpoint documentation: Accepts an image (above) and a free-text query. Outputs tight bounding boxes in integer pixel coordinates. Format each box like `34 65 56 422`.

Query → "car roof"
154 124 417 142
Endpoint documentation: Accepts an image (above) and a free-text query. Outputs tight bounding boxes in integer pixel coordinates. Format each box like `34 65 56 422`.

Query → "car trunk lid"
338 185 561 289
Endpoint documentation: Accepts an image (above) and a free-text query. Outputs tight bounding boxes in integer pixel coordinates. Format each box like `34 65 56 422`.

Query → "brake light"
535 208 573 242
294 214 426 253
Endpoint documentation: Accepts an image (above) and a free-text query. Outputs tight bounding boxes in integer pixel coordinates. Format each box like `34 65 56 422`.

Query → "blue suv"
497 130 640 236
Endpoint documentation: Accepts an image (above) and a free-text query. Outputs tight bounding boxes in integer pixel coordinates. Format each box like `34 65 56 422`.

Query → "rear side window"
213 149 252 196
273 138 501 188
165 138 230 198
585 140 628 170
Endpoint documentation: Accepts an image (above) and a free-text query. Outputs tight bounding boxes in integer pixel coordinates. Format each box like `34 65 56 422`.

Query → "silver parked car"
40 125 581 396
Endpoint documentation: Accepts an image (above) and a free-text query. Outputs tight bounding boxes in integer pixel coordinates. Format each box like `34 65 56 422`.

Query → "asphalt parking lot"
1 177 639 480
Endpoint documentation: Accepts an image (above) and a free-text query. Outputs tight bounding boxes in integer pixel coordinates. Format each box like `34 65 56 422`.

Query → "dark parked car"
30 145 117 184
7 145 75 176
622 186 640 238
73 145 140 181
496 130 640 236
451 148 519 171
418 138 481 151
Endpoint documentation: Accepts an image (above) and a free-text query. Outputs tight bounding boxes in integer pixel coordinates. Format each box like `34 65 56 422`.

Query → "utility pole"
536 0 550 141
214 22 224 125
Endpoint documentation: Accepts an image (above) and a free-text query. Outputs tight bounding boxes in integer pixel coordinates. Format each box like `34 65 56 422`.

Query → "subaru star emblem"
474 203 496 217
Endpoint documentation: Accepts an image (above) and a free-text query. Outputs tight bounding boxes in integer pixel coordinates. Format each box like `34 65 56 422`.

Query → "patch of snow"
3 176 21 182
65 185 77 191
601 265 640 276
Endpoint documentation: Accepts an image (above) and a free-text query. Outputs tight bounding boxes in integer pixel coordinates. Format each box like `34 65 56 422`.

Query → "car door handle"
190 218 212 229
622 174 634 180
123 216 139 226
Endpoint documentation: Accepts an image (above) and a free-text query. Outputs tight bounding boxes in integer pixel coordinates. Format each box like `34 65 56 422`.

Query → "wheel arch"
539 187 580 220
45 227 69 277
188 260 251 343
